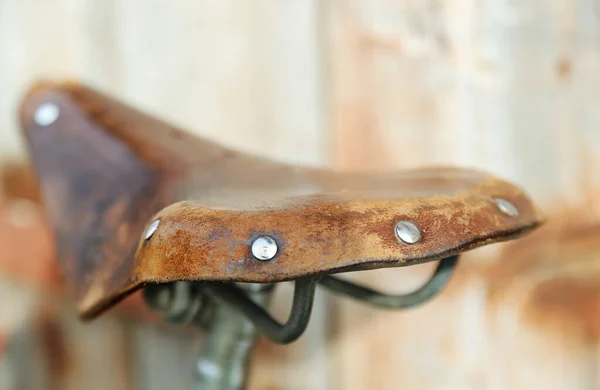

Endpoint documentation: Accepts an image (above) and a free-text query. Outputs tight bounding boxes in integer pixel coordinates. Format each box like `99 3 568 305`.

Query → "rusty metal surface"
20 82 544 319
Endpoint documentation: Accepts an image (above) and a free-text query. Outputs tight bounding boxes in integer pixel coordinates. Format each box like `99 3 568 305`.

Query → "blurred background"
1 1 600 389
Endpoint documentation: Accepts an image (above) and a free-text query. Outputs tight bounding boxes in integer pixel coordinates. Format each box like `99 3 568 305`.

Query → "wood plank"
0 0 330 388
327 0 600 389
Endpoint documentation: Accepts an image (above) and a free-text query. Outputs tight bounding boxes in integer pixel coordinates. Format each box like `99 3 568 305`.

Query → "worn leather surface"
20 82 544 318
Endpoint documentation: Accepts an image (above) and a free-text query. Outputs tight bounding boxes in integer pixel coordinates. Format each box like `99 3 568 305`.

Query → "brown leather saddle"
20 82 543 343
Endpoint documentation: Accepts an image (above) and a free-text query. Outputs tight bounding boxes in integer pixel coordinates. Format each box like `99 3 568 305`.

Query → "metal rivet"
395 221 421 244
495 198 519 217
34 103 60 126
251 236 278 261
145 219 160 240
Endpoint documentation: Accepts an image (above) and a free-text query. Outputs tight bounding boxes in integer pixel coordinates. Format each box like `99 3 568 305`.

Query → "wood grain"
1 0 600 389
0 1 330 389
327 1 600 389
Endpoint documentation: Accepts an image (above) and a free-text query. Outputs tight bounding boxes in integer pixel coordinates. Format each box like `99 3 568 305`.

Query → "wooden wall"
1 1 600 389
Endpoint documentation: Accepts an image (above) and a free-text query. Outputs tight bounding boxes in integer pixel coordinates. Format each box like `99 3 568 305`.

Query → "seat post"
144 282 275 390
194 283 274 390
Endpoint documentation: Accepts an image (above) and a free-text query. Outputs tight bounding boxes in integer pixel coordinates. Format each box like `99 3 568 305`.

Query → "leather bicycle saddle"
20 82 544 328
